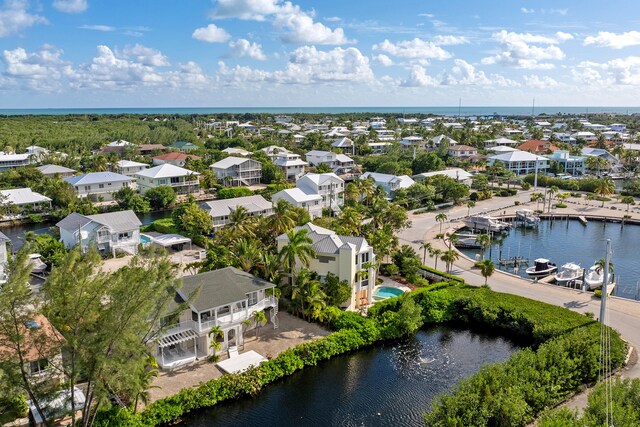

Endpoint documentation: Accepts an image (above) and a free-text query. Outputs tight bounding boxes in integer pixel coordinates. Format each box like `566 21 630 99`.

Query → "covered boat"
526 258 557 279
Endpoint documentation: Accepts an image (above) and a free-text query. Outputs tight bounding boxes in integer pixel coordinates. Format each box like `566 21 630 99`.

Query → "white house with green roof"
155 267 278 369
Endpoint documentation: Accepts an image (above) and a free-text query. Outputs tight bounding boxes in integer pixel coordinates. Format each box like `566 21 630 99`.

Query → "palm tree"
357 177 376 206
252 310 267 339
440 249 459 273
475 233 491 260
208 326 224 362
291 269 326 321
232 238 261 272
269 199 296 237
344 182 359 206
479 259 496 285
586 155 608 176
466 201 475 217
435 213 448 233
594 177 616 207
431 248 443 270
279 228 316 285
132 356 160 413
336 207 364 235
420 241 433 264
621 195 635 213
228 205 255 237
530 192 544 211
547 186 559 212
446 232 459 249
258 252 282 284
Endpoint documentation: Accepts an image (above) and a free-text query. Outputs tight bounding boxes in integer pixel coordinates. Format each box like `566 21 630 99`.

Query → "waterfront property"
0 188 52 213
152 152 201 167
113 160 149 176
199 195 274 230
36 164 76 178
360 172 415 200
488 150 549 176
156 267 278 369
414 168 473 186
64 172 134 201
211 157 262 187
277 223 376 309
56 210 142 256
135 164 201 195
548 150 586 176
305 150 355 174
0 153 32 170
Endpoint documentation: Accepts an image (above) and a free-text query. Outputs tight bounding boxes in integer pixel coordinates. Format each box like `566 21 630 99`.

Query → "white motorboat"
462 214 510 233
515 209 540 226
454 233 482 249
28 253 48 276
526 258 557 279
584 264 614 291
554 262 582 286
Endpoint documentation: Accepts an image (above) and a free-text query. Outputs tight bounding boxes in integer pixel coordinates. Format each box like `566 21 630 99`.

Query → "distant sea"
1 106 640 116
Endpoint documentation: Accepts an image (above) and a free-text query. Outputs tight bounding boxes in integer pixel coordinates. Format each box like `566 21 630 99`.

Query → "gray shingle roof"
200 195 272 218
180 267 275 312
277 223 368 254
56 212 92 231
56 210 141 234
0 231 11 243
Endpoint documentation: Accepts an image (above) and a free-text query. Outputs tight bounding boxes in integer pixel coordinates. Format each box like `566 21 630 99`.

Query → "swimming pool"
140 234 153 244
373 286 405 301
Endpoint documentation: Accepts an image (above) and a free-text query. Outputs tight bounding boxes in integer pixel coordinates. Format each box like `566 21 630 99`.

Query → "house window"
247 292 258 306
29 359 48 375
170 177 180 184
318 255 334 263
361 252 370 264
84 186 91 191
99 184 105 189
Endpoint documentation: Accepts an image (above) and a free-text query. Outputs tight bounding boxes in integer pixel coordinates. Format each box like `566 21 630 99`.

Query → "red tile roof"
153 152 201 161
517 140 559 153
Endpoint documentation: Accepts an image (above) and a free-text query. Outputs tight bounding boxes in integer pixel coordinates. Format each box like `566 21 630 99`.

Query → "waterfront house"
0 188 52 213
305 150 354 174
277 223 376 309
170 141 199 152
548 150 585 176
65 172 134 201
114 160 149 177
360 172 415 200
57 210 142 256
0 153 32 170
488 150 549 176
152 152 201 168
414 168 473 186
156 267 278 368
296 173 344 211
581 148 620 173
272 188 323 218
273 152 308 181
200 195 274 230
211 157 262 187
37 164 76 178
135 164 201 195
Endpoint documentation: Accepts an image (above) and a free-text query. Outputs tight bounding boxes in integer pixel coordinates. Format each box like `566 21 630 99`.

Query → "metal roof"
37 164 76 175
56 210 141 234
200 195 272 218
65 172 132 186
0 188 51 205
116 160 148 168
135 164 200 179
273 188 323 204
211 156 260 169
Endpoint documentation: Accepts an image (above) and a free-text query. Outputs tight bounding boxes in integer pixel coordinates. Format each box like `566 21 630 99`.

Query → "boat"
454 233 482 249
462 214 511 233
515 209 540 226
584 263 614 291
554 262 582 286
526 258 557 279
28 253 48 278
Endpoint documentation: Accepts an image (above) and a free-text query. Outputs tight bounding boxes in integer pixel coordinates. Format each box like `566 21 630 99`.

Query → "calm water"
1 210 172 251
460 219 640 300
179 326 519 427
1 106 640 116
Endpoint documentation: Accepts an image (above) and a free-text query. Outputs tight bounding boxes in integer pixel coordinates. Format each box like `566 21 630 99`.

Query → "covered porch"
157 328 199 369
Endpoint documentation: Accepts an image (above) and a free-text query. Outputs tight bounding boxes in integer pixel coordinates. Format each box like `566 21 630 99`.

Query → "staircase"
270 303 279 330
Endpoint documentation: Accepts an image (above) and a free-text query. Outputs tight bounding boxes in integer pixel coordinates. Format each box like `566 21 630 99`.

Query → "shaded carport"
151 233 192 251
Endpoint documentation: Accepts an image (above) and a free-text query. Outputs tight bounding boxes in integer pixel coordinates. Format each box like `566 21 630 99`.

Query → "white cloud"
120 44 170 67
228 38 267 60
79 24 114 31
324 16 341 22
0 0 47 37
442 59 518 87
192 24 231 43
521 7 535 14
432 35 469 46
523 74 559 89
575 56 640 86
210 0 351 45
53 0 87 13
218 46 374 85
2 45 71 91
482 30 572 69
373 54 393 66
584 31 640 49
372 38 451 61
400 65 438 87
520 7 568 15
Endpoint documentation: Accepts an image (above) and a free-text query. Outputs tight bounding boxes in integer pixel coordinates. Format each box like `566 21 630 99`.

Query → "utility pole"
599 239 612 324
531 97 535 117
458 98 462 118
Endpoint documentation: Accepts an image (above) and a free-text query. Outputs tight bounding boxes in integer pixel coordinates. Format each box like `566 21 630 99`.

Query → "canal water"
178 326 519 427
1 210 172 251
459 219 640 300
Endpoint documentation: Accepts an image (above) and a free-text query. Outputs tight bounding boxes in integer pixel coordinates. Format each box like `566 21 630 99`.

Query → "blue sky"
1 0 640 108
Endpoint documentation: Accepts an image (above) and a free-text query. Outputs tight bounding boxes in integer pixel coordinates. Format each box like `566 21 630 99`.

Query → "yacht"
554 262 582 286
462 214 510 233
515 209 540 226
453 233 482 249
584 263 614 291
526 258 557 279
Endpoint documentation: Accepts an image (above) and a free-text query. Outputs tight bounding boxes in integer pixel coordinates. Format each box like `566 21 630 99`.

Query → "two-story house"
548 150 586 176
447 145 479 159
56 210 142 256
414 168 473 186
0 153 32 170
271 188 323 218
152 152 202 167
156 267 278 369
114 160 149 177
211 157 262 187
277 223 376 310
296 173 344 210
200 195 274 230
135 164 201 195
65 172 134 201
37 164 76 178
331 137 355 155
360 172 415 200
305 150 354 174
488 150 549 176
273 152 308 181
260 145 291 160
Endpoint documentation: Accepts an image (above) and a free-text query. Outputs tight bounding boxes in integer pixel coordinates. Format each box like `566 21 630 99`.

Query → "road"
397 189 640 381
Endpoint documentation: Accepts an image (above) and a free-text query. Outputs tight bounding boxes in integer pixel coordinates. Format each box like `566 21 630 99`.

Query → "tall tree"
268 199 296 238
436 213 448 234
278 228 316 288
594 178 616 207
479 259 496 285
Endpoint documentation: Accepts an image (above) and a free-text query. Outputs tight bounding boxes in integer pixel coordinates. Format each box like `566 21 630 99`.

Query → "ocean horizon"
1 106 640 116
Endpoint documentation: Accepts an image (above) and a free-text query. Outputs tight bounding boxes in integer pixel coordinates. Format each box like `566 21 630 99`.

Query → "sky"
1 0 640 108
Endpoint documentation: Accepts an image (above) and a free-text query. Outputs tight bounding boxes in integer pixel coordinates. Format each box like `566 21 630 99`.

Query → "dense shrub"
216 187 253 199
141 218 178 234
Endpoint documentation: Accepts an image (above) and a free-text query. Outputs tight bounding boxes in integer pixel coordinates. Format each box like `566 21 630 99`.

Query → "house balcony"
197 296 277 332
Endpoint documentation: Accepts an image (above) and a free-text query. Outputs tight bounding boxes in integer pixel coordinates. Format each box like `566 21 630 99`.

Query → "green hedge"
140 218 178 234
216 187 253 199
94 278 626 427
